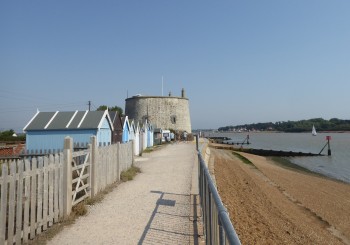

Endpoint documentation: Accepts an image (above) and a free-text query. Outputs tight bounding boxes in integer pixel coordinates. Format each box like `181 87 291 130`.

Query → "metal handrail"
196 136 241 245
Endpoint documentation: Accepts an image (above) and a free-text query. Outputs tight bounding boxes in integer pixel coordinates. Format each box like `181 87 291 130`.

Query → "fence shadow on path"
138 191 198 245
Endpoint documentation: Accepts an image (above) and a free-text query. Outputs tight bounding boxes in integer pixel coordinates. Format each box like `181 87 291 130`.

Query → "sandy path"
212 148 350 245
49 143 196 245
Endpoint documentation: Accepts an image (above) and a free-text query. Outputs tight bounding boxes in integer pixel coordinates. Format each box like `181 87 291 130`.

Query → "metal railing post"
219 218 225 245
197 150 241 245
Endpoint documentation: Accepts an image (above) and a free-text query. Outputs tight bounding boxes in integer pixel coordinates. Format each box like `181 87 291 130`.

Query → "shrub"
120 166 141 182
72 202 87 216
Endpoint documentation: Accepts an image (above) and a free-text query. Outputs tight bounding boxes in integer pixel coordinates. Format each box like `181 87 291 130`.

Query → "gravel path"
49 143 197 245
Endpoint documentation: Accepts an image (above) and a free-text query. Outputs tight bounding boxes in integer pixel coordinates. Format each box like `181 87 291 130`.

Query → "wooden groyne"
211 144 322 157
207 136 251 145
206 137 231 144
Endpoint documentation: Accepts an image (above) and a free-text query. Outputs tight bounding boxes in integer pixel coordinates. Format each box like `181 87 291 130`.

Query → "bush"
186 133 194 141
72 202 87 216
120 166 141 182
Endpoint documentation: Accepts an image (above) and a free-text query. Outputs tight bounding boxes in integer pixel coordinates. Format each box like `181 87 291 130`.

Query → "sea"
204 132 350 184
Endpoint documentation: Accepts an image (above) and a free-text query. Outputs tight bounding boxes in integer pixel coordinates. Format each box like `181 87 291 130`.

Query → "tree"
96 105 123 116
0 129 15 137
218 118 350 132
0 129 25 141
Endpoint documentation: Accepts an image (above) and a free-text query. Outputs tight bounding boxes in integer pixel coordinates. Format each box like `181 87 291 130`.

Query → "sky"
1 1 350 131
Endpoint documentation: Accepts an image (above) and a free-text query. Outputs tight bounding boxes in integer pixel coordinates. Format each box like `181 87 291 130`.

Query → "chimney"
181 88 186 98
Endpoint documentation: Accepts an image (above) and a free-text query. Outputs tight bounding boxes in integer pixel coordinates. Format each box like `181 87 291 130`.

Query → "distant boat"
312 125 317 136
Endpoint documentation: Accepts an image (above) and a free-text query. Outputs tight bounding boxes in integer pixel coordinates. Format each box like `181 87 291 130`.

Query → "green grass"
232 151 255 166
142 148 153 153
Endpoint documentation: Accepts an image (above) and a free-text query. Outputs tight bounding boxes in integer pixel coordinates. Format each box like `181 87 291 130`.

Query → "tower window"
171 115 177 124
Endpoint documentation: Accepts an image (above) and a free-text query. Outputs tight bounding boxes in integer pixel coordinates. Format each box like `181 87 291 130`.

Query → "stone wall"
125 96 192 133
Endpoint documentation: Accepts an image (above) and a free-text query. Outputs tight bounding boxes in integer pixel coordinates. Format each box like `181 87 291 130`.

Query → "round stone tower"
125 88 192 133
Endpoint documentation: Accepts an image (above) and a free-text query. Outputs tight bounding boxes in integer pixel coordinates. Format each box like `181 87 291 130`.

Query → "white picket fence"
0 154 64 244
0 136 133 244
94 141 133 193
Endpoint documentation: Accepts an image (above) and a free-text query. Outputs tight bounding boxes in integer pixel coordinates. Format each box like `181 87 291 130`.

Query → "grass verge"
142 148 153 153
120 165 141 182
232 151 256 167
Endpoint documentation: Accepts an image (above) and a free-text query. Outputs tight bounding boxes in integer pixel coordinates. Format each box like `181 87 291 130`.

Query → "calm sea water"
205 132 350 183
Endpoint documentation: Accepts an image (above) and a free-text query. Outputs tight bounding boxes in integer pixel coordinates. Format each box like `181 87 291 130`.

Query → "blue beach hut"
23 110 113 152
121 116 130 143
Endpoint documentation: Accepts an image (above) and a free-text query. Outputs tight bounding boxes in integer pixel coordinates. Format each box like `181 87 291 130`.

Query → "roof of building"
125 95 189 101
24 110 113 131
108 111 123 131
121 116 130 130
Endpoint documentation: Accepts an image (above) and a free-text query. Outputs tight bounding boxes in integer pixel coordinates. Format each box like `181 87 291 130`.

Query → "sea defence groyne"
207 136 250 145
211 144 322 157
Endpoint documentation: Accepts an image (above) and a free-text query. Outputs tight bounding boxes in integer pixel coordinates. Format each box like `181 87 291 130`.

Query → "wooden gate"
71 149 91 206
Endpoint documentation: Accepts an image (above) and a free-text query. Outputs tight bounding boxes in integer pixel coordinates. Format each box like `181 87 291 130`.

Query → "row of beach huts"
22 110 169 156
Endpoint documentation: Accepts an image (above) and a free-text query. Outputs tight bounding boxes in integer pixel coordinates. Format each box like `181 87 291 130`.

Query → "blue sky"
1 1 350 131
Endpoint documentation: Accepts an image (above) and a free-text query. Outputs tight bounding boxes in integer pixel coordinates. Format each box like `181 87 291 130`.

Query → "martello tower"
125 88 192 133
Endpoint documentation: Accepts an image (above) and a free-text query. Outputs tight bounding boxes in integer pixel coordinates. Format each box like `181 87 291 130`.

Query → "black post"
196 134 199 151
327 138 331 156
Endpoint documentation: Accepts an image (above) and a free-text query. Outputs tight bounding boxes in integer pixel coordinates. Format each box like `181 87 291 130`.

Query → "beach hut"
147 123 154 147
121 116 130 143
140 121 148 151
153 128 162 145
133 121 140 156
24 110 113 152
129 120 135 142
109 111 123 143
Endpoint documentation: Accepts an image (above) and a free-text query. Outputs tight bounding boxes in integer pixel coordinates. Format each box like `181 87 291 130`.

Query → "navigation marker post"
326 136 332 156
319 136 332 156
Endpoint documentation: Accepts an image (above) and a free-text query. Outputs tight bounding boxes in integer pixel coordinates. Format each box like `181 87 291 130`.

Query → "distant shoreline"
209 130 350 134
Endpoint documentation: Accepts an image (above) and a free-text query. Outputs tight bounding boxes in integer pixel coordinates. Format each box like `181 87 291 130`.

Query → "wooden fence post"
63 137 73 217
90 136 97 197
117 142 120 181
131 140 135 165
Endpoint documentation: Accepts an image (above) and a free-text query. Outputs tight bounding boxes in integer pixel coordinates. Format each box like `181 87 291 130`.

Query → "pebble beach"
212 147 350 244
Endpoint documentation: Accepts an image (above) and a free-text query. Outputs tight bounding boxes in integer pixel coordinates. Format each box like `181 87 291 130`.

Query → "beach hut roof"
24 110 113 131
